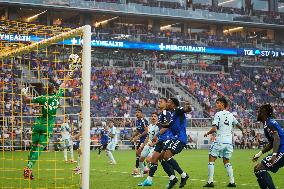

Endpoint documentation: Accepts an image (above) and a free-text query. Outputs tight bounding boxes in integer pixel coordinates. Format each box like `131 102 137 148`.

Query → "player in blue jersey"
252 104 284 189
203 97 244 188
98 124 109 157
161 98 192 189
138 98 173 186
131 109 149 174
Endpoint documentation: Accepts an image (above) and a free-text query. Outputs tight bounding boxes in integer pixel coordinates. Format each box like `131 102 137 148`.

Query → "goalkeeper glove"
21 87 29 95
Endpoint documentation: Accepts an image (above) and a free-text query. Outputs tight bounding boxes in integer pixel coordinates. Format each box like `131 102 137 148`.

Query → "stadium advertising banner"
1 33 283 57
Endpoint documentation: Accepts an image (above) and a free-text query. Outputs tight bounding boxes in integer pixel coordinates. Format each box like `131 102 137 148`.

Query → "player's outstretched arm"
204 125 217 137
252 142 273 162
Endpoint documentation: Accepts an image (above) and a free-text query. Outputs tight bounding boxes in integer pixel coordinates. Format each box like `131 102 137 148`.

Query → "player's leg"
254 152 284 189
223 144 235 187
98 144 103 155
106 142 116 164
69 140 75 162
137 146 148 177
204 142 219 187
162 140 188 189
63 139 68 162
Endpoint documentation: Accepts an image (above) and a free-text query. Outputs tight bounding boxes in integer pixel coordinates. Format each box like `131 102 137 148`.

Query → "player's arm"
137 124 148 140
204 125 217 137
252 142 273 162
159 127 169 134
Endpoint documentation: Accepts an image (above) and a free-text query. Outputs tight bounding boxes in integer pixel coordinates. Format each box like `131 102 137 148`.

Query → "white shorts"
141 145 154 158
62 139 73 148
107 142 117 151
209 142 233 160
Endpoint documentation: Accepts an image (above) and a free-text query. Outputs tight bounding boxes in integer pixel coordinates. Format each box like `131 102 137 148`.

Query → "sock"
225 163 234 184
170 175 176 180
70 145 74 161
147 176 153 182
167 158 183 175
98 145 102 155
27 144 45 169
181 172 187 179
77 154 80 167
208 162 214 183
64 148 68 161
107 151 116 163
149 163 158 177
161 160 175 177
139 161 145 175
136 156 140 168
255 170 276 189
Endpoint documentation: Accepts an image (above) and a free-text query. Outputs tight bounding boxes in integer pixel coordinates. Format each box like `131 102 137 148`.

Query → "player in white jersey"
203 97 245 188
106 120 117 165
61 115 75 163
135 112 159 177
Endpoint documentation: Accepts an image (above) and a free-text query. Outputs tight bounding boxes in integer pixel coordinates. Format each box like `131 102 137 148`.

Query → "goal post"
0 24 92 189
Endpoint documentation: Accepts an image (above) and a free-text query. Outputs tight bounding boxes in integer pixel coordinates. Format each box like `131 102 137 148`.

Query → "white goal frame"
0 25 92 189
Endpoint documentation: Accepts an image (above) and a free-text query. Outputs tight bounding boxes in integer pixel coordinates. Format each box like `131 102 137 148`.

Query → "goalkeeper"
22 54 80 180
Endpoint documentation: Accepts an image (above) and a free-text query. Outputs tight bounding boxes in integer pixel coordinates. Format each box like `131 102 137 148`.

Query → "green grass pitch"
1 149 283 188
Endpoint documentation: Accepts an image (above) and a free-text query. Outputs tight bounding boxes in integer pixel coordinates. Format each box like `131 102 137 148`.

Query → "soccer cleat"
70 160 77 163
167 177 178 189
132 168 139 175
138 179 153 186
179 174 189 188
227 183 236 187
203 182 214 187
23 167 34 180
73 167 81 174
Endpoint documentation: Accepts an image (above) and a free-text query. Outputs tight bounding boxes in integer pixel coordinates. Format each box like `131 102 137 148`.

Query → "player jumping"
252 104 284 189
203 97 244 187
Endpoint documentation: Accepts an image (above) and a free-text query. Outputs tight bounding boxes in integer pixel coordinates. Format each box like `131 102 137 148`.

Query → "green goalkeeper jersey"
32 88 64 118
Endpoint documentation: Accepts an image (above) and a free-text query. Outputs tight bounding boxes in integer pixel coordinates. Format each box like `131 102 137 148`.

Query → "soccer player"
22 54 79 179
61 115 75 163
72 112 83 175
98 123 109 157
252 104 284 189
138 98 173 186
161 98 191 189
106 120 117 165
131 109 149 174
203 97 244 188
135 112 159 177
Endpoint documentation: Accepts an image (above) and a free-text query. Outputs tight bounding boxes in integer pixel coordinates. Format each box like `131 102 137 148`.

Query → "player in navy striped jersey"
253 104 284 189
131 109 149 174
138 98 173 186
161 98 192 189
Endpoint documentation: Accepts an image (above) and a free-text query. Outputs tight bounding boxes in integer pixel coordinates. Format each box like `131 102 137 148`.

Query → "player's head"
257 104 273 122
158 98 167 110
151 112 158 124
135 108 143 118
47 84 55 95
167 98 180 110
216 97 228 111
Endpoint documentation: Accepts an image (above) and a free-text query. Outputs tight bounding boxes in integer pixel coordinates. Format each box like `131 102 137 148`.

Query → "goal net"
0 21 91 189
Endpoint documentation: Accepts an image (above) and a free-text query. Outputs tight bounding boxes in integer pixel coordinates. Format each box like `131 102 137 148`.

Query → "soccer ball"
68 54 81 70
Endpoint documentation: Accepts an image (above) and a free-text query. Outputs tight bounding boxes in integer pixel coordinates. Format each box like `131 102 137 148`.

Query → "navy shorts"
261 152 284 173
163 139 186 155
154 141 166 153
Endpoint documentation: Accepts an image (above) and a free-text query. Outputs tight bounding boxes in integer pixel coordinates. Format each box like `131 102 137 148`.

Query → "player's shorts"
164 139 186 155
261 152 284 173
62 138 73 148
100 143 108 150
141 145 155 158
107 141 117 151
154 140 167 153
209 142 233 160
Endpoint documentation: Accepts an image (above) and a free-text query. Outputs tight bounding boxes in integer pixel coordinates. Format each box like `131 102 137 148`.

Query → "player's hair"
151 112 158 116
136 108 142 113
170 97 180 107
159 97 167 102
216 97 228 108
260 104 274 117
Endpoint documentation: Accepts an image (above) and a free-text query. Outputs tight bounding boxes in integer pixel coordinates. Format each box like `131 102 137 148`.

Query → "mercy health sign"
1 33 283 57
